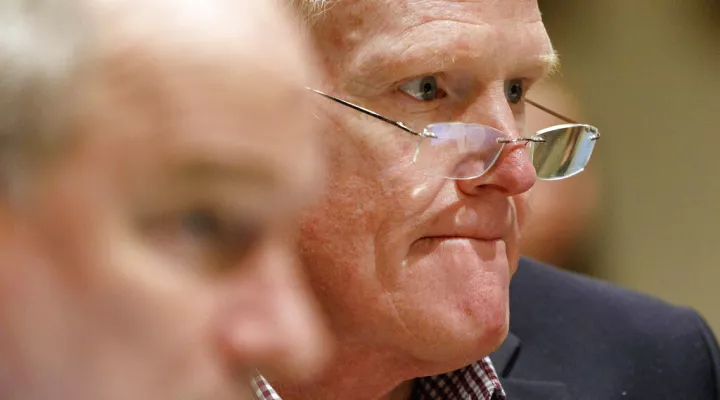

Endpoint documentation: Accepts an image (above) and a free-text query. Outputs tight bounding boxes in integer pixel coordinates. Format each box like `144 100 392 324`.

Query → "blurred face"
299 0 554 371
0 2 327 400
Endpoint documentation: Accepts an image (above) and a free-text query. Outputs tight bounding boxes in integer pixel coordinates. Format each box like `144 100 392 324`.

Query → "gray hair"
288 0 337 25
0 0 91 198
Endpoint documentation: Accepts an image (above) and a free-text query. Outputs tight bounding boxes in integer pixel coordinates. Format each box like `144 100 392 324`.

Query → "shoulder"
507 258 720 398
512 257 690 323
511 257 713 342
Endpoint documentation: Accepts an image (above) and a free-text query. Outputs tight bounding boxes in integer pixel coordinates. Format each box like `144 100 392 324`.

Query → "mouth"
420 235 503 242
410 236 505 254
417 211 512 247
406 235 511 275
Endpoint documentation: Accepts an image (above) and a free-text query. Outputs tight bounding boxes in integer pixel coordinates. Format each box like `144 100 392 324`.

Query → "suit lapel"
490 333 571 400
491 332 521 376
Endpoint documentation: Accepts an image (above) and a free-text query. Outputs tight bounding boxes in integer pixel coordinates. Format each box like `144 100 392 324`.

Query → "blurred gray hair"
0 0 91 198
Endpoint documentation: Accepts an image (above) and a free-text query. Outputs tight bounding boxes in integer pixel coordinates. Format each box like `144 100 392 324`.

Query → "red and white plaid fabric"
251 357 506 400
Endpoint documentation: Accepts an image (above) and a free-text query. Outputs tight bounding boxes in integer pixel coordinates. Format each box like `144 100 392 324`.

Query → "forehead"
73 2 321 204
328 0 543 29
318 0 554 83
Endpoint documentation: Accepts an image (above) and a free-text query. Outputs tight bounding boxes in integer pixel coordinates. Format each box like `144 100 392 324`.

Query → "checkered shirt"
251 357 506 400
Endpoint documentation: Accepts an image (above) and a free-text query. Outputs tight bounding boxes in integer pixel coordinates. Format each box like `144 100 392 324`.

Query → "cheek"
310 117 445 247
312 132 430 236
24 221 218 378
300 115 442 266
299 174 378 258
30 200 112 288
81 237 219 383
39 195 215 331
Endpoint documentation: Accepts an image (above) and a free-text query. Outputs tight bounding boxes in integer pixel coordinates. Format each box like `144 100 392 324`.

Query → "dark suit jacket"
490 258 720 400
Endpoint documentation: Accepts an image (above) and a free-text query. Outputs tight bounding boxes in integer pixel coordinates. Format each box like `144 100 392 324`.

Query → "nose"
455 97 537 197
218 237 330 381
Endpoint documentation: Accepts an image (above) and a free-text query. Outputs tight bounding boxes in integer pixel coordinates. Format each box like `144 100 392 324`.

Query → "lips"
413 200 514 246
420 235 503 242
408 235 507 262
412 230 507 254
419 219 509 243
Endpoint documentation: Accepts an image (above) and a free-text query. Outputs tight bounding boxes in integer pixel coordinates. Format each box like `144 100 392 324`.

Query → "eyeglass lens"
529 124 598 180
413 123 507 180
304 87 599 181
417 122 598 181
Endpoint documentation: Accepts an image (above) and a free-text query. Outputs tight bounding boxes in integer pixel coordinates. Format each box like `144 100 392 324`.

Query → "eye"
140 207 262 270
504 79 525 104
399 76 447 101
179 208 261 257
181 209 223 240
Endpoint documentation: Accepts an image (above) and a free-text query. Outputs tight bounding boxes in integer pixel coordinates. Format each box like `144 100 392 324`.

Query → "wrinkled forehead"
322 0 543 31
314 0 554 82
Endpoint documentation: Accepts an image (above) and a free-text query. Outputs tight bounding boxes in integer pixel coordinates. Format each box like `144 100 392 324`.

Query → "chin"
389 273 511 374
388 237 512 364
423 293 508 367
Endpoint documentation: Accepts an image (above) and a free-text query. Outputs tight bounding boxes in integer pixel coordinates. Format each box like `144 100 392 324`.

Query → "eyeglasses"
308 88 600 181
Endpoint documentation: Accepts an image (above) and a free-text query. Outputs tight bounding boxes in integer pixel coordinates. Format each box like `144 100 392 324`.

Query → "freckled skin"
278 1 554 399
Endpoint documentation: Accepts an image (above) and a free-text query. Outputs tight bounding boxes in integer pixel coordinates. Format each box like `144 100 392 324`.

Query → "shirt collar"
252 357 506 400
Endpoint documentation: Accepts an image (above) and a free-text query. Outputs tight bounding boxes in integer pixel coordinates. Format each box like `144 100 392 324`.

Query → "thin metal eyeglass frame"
306 87 600 143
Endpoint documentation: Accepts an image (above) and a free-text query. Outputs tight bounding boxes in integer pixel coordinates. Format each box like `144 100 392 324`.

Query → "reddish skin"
278 1 555 399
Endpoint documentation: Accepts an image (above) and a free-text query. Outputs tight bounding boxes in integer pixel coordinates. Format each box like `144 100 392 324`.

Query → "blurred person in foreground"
250 1 720 399
0 0 328 399
521 80 601 274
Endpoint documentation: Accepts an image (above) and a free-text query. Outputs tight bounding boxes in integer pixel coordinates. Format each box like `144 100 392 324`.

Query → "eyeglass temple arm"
306 88 428 137
525 98 578 124
307 88 593 140
526 98 601 141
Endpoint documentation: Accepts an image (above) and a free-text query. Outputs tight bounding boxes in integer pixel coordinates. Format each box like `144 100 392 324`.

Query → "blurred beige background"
535 0 720 332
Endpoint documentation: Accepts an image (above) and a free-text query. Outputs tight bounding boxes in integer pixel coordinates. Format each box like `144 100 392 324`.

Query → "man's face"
0 2 327 399
299 0 554 370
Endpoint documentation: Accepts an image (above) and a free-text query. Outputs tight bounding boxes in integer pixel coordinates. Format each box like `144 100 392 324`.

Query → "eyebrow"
540 50 561 77
156 162 284 218
171 161 277 190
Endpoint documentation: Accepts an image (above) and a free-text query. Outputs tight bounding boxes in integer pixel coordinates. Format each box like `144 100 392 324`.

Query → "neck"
273 341 423 400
